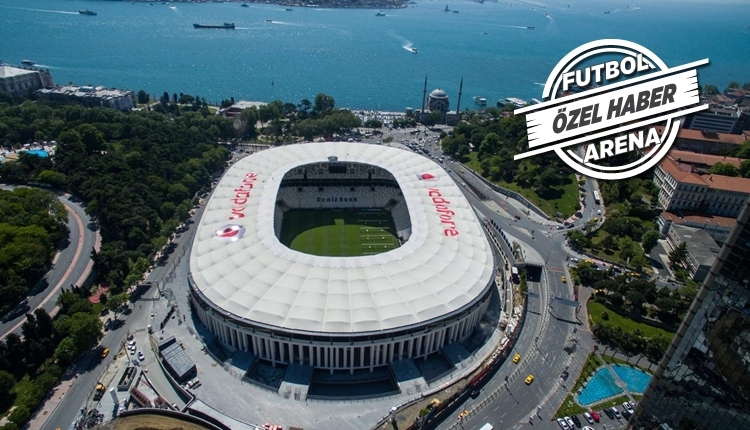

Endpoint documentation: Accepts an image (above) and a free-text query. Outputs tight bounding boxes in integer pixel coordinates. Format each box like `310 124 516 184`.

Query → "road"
39 190 211 430
388 138 604 430
0 187 98 339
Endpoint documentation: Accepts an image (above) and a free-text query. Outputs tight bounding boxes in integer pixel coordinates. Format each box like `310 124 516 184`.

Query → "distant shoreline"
127 0 410 10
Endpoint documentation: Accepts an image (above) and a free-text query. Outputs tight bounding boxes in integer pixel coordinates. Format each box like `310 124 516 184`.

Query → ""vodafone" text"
229 173 257 220
428 188 459 237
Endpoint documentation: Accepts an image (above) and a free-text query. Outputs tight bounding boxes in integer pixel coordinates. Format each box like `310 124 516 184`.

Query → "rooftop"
658 156 750 193
0 65 41 78
37 84 133 100
670 224 721 267
677 128 747 145
158 336 196 381
661 210 736 229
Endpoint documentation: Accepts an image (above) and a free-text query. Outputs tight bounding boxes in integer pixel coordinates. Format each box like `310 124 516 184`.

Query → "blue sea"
1 0 749 111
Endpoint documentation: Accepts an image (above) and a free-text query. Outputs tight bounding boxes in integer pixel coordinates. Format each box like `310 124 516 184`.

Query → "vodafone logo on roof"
416 172 438 181
213 224 246 242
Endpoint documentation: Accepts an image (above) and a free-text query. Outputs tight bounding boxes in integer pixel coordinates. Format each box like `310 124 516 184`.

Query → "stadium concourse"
187 142 498 377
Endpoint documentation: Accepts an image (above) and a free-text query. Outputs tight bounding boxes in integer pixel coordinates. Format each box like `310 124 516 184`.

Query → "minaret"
456 76 463 113
421 74 427 112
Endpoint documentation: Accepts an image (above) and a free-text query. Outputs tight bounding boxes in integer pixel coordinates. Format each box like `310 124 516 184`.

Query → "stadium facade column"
280 341 286 362
335 346 340 368
369 345 375 371
316 345 321 368
350 347 355 373
408 338 415 359
360 346 365 370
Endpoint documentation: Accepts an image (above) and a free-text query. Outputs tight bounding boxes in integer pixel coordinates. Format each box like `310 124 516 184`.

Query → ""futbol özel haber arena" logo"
514 39 709 180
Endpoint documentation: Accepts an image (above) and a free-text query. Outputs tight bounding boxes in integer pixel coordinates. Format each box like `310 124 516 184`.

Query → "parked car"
583 412 594 424
622 409 632 420
612 407 622 419
470 389 480 399
604 408 615 419
137 350 145 361
589 410 600 422
557 418 570 430
571 415 582 428
564 416 574 428
525 374 534 385
623 401 634 414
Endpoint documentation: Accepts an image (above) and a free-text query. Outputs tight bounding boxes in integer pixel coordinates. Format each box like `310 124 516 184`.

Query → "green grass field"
280 209 400 256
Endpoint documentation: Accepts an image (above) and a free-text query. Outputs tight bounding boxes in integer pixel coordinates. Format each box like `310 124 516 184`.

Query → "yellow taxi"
513 353 521 364
100 347 110 358
525 374 535 385
458 410 469 420
561 276 567 283
593 217 599 222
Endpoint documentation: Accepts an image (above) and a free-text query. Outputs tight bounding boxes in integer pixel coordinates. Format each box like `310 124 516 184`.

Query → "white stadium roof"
189 142 494 335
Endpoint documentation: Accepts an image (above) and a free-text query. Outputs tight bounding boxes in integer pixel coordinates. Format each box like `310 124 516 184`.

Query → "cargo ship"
193 23 235 29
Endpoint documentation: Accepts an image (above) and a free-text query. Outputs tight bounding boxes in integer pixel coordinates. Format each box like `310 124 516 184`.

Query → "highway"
405 137 600 430
0 188 98 339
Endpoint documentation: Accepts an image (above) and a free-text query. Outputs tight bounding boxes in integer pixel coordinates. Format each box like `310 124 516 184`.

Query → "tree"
668 242 688 270
626 290 646 315
0 370 16 409
53 337 77 366
567 230 591 249
630 253 650 272
641 230 660 254
709 162 739 177
740 159 750 178
618 237 637 261
137 90 149 104
106 292 129 314
702 84 719 95
726 81 741 90
313 93 335 115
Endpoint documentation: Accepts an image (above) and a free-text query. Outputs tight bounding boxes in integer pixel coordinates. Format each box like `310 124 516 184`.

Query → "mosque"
410 76 463 126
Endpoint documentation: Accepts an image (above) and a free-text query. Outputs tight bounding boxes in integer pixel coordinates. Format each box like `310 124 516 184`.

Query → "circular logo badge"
514 39 708 180
417 172 438 181
213 224 246 242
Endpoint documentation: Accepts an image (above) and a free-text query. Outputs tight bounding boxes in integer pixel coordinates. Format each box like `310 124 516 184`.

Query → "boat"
526 26 535 29
79 9 97 15
285 8 293 11
193 23 235 29
453 10 459 13
444 4 450 12
473 96 487 106
409 47 418 53
241 3 249 6
21 60 34 66
265 19 273 22
604 10 610 14
376 12 386 16
169 4 175 8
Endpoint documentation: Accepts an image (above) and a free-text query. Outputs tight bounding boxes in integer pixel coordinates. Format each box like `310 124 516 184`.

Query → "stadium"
188 142 496 373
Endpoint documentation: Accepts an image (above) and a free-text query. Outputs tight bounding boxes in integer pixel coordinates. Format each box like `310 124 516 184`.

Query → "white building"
36 85 136 110
0 64 54 95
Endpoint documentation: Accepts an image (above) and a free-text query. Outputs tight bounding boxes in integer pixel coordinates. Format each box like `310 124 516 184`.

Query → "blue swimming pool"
25 149 48 157
612 364 652 393
577 368 623 405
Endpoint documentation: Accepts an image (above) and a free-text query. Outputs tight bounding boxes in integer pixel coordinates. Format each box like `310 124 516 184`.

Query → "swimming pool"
612 364 652 393
25 149 48 157
577 368 623 405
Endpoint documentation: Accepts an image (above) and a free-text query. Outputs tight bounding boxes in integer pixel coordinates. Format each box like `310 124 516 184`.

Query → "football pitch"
280 209 400 256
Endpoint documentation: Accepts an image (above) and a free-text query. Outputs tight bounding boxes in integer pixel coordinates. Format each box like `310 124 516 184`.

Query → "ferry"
79 9 97 15
497 97 528 108
193 22 235 29
376 12 386 16
473 96 487 106
21 60 34 66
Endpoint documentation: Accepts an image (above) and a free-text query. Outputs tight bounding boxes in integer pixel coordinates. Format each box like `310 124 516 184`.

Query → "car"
129 348 135 355
132 358 139 366
571 415 582 427
592 216 599 222
556 225 564 230
570 257 579 263
525 374 534 385
137 350 145 361
622 409 632 420
561 276 567 283
589 410 600 422
100 347 110 358
597 209 602 215
458 410 469 420
603 408 615 419
629 400 637 410
583 412 594 424
623 401 634 414
564 416 575 428
557 418 570 430
470 389 480 399
513 354 521 364
582 427 595 430
612 407 622 419
514 214 521 220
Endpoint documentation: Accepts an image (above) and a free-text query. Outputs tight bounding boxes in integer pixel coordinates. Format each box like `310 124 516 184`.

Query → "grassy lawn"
281 209 399 256
589 301 675 338
464 152 579 217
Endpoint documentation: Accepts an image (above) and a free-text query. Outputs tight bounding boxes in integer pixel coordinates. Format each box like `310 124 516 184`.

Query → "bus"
479 424 494 430
593 190 601 205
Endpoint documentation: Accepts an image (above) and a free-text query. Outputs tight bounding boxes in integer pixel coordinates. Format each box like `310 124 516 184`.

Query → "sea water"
1 0 748 111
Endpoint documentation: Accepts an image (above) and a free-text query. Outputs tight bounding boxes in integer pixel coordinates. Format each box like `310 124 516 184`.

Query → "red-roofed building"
674 128 747 155
654 157 750 218
658 210 735 245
